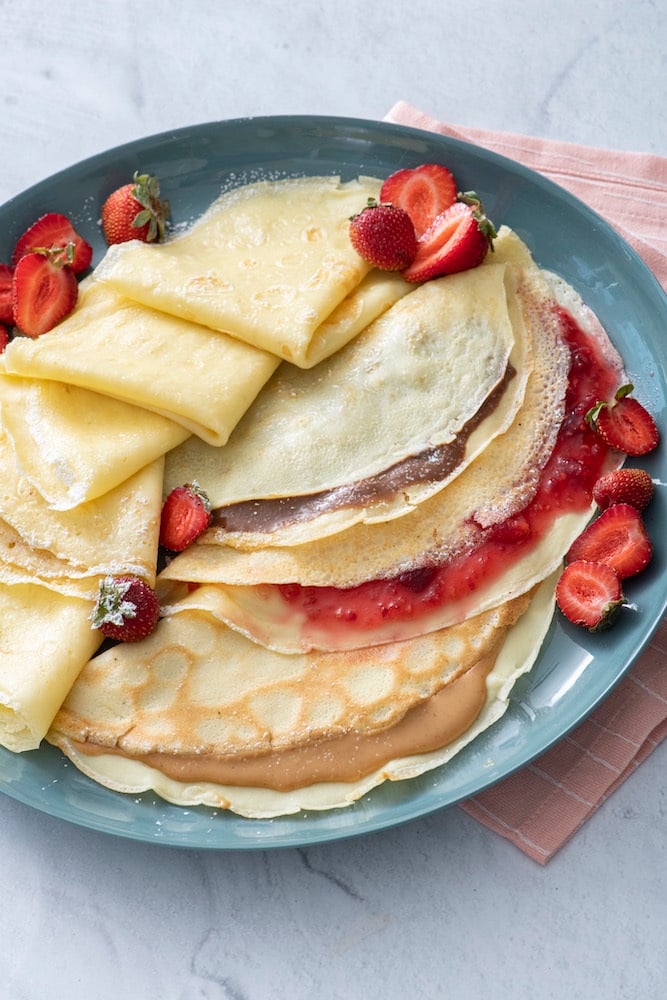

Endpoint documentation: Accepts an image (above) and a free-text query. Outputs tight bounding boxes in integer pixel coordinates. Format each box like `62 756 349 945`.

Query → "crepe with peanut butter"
92 175 409 367
163 256 528 547
47 573 556 818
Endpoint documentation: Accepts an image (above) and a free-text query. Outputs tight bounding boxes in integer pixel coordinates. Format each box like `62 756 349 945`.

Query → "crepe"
163 257 529 547
0 428 164 594
0 368 189 509
3 281 280 446
158 229 625 652
93 175 399 367
47 573 556 818
0 582 101 752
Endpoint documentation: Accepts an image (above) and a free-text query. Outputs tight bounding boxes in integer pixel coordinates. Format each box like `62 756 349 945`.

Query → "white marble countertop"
2 2 665 997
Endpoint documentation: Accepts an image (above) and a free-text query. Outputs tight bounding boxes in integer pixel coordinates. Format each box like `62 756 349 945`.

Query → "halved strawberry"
402 193 496 283
592 467 654 511
0 324 9 353
555 560 624 631
567 503 652 579
160 481 212 552
349 199 417 271
586 384 659 456
380 164 457 238
12 212 93 274
91 575 160 643
11 250 78 338
0 263 14 324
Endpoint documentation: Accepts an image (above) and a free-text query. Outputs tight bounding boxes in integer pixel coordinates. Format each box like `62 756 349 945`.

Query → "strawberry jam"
276 306 621 634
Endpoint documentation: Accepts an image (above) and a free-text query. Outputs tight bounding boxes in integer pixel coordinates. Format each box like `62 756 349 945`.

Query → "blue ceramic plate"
1 116 665 849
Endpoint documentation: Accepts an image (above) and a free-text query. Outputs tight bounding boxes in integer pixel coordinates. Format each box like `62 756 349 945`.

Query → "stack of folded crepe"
0 175 412 756
0 170 626 821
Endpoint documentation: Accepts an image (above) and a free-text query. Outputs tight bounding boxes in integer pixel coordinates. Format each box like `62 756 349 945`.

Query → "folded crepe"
47 572 556 818
0 367 189 509
159 230 625 652
1 582 102 752
3 281 280 446
0 427 163 594
163 253 530 547
93 175 405 367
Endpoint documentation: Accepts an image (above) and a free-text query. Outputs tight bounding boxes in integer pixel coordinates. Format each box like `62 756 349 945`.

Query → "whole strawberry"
0 324 8 353
160 481 212 552
101 171 170 245
91 574 160 642
349 199 417 271
592 467 654 511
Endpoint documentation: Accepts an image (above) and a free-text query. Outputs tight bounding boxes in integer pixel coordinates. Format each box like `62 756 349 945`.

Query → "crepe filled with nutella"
164 249 528 548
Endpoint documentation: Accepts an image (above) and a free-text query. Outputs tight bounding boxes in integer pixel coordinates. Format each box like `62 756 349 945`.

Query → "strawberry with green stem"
101 171 170 245
13 212 93 274
402 192 496 283
91 575 160 643
586 384 659 456
555 560 624 632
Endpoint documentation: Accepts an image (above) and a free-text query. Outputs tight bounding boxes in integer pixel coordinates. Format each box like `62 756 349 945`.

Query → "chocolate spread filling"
212 363 515 534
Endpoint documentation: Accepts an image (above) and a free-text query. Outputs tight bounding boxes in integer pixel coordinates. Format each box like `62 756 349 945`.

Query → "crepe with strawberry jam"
47 572 556 818
164 256 528 547
158 230 626 654
93 175 414 368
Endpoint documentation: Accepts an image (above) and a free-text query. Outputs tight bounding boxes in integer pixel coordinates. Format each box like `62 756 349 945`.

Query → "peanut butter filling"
67 657 491 792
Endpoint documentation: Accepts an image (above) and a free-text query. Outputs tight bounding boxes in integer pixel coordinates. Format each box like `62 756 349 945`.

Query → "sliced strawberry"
349 199 417 271
567 503 652 579
555 560 624 631
586 384 659 456
11 251 78 338
91 575 160 643
12 212 93 274
0 324 9 353
380 164 457 238
592 467 654 511
0 263 14 324
160 482 212 552
402 193 496 283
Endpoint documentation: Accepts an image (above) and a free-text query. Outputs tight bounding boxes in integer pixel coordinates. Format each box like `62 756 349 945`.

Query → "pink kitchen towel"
385 101 667 863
